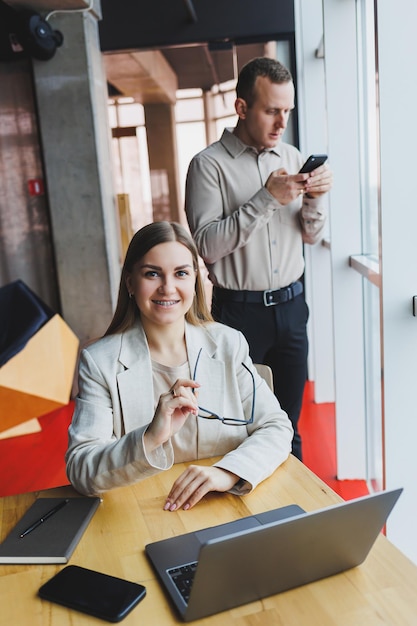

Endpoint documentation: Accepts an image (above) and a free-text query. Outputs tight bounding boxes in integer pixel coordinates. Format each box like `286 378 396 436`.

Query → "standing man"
185 57 332 461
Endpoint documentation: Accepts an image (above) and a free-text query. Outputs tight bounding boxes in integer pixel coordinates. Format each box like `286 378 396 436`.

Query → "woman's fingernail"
163 501 170 511
183 503 190 511
169 503 177 512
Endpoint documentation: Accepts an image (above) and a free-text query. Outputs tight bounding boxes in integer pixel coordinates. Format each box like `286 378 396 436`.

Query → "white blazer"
66 320 293 496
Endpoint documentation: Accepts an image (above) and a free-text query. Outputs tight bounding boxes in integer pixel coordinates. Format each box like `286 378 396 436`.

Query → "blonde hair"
105 221 213 336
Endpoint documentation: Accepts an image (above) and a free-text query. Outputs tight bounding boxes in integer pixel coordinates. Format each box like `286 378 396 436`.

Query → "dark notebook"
0 496 101 564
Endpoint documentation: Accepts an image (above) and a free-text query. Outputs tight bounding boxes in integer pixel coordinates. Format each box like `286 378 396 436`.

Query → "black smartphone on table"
299 154 328 173
39 565 146 622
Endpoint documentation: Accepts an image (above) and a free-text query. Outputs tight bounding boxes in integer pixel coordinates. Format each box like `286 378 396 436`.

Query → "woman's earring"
129 292 133 299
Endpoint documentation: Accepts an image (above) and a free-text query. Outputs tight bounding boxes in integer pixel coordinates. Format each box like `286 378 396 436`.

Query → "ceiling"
4 0 290 101
157 42 268 92
98 0 293 99
103 42 270 104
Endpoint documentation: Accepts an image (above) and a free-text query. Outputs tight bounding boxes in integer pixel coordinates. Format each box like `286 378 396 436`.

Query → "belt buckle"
263 289 275 306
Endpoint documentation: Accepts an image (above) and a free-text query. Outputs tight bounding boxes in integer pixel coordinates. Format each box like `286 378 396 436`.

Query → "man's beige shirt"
185 129 326 291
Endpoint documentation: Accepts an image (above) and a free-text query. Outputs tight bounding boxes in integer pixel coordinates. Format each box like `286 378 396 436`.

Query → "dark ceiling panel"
162 43 268 91
99 0 294 53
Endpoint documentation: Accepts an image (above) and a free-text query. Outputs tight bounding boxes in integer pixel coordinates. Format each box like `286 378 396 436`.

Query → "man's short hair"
236 57 293 107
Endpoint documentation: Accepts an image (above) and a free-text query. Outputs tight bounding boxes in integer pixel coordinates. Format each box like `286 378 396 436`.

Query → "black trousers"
212 291 309 461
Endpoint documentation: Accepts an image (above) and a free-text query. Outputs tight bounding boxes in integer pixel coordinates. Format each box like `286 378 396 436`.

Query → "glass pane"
212 89 236 118
176 98 204 123
114 132 153 232
108 103 117 128
135 126 153 229
357 1 379 257
116 101 145 127
216 115 237 138
363 280 383 491
111 137 123 192
176 88 203 99
276 40 296 147
356 0 383 491
176 121 206 204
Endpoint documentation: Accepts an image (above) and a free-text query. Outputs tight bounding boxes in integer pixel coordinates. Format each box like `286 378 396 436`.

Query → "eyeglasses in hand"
192 348 255 426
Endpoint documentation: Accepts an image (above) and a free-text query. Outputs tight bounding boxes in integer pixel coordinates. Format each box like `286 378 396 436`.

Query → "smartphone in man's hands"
299 154 328 173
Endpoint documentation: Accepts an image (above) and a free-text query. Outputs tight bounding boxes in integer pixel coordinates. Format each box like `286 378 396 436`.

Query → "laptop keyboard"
167 561 198 604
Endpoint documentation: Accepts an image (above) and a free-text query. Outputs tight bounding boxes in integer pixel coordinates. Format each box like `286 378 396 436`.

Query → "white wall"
376 0 417 565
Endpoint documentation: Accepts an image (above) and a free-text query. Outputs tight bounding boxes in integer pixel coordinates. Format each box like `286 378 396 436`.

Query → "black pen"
19 499 69 538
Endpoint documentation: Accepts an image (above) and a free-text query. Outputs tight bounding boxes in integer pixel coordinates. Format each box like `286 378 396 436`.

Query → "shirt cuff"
256 186 283 212
302 194 322 210
142 430 174 471
213 461 254 494
229 478 252 496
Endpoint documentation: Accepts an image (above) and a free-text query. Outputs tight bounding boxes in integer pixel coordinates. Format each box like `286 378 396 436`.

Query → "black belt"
213 281 303 307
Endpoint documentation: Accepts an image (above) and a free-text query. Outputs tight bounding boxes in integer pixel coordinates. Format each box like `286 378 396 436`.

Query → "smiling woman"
65 221 293 510
126 240 197 346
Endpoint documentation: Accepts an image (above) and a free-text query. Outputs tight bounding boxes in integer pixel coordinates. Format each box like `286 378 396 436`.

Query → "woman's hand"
164 465 240 511
143 379 200 452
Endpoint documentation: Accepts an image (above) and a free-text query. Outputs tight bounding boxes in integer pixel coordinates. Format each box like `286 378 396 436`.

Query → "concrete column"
32 3 121 345
144 102 182 224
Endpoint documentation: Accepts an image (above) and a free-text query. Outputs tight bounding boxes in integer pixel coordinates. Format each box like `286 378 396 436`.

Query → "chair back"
254 363 274 391
0 280 53 367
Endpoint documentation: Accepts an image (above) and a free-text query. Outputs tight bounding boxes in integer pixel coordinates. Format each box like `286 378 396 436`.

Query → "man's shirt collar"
220 128 281 158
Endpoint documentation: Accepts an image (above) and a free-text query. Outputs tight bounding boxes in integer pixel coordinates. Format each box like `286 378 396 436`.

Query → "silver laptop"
145 488 402 622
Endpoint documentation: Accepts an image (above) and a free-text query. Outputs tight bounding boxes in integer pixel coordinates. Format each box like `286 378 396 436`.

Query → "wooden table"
1 455 417 625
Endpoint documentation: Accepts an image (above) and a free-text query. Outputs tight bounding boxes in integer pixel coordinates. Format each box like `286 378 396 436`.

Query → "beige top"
185 128 327 291
152 360 197 460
